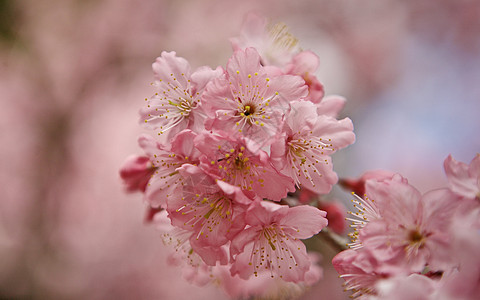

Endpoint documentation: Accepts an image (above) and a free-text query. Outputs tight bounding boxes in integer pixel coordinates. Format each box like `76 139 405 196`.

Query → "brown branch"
317 227 349 253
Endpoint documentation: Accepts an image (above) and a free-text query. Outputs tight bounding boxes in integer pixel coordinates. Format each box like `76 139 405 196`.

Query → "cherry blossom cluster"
334 154 480 299
120 13 355 298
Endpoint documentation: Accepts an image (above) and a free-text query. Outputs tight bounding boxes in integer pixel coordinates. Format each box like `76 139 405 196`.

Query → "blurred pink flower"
332 248 389 299
437 206 480 300
373 273 437 300
358 175 460 272
231 12 301 67
214 252 322 299
444 153 480 201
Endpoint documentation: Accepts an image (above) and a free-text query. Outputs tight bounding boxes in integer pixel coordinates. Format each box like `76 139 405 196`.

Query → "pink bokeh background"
1 0 479 299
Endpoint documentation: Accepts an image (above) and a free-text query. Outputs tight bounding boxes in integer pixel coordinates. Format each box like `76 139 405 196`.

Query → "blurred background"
0 0 479 299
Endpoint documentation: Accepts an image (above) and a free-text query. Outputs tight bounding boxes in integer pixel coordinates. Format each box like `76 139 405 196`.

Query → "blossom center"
170 97 193 115
219 147 250 171
288 138 308 157
239 104 259 125
404 227 429 259
243 105 253 116
408 229 425 246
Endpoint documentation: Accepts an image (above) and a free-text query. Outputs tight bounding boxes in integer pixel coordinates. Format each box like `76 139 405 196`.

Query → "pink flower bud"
119 155 155 192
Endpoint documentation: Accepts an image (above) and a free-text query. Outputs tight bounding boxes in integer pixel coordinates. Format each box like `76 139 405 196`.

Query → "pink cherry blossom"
284 51 325 103
346 192 383 250
119 155 156 192
201 48 307 149
231 13 300 67
194 131 295 201
444 153 480 201
373 273 437 300
137 130 200 208
332 248 390 299
370 208 480 300
167 164 252 252
314 95 347 118
152 210 219 285
213 253 322 299
231 14 328 106
271 100 355 194
355 175 461 272
230 201 327 282
436 206 480 300
140 51 222 139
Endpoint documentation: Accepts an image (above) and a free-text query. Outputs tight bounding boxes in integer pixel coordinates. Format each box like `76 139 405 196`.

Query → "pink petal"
190 238 228 266
243 201 284 227
280 205 328 239
152 51 191 87
230 226 260 257
444 154 479 199
170 129 198 160
298 156 338 194
227 47 263 85
285 50 319 75
312 116 355 153
190 65 224 93
365 174 422 225
119 155 154 192
315 95 346 117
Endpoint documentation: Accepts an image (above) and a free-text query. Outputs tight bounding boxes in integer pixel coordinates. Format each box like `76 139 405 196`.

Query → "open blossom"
201 47 307 149
370 208 480 300
121 12 359 295
335 158 480 300
137 130 200 208
350 175 460 272
230 201 327 283
444 153 480 200
332 248 390 299
232 13 329 105
231 13 300 68
364 206 480 300
195 131 295 201
271 100 355 194
141 51 222 139
153 210 224 285
167 164 253 252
